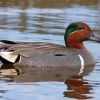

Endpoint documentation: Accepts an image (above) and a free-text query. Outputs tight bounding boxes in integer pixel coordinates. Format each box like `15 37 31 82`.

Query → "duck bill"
88 34 100 43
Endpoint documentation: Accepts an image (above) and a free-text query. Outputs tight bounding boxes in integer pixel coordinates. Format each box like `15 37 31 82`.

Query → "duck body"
0 22 99 69
0 42 95 67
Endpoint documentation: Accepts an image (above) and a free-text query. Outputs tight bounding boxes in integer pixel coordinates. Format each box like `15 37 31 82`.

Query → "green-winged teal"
0 22 99 72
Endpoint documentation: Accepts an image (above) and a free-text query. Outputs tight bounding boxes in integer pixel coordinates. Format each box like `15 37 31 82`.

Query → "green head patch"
64 23 78 46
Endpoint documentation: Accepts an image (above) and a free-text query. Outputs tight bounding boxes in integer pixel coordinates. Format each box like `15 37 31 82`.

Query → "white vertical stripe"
78 54 85 75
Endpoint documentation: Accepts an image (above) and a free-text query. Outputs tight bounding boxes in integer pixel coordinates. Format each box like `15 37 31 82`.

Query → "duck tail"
0 40 17 44
0 52 20 64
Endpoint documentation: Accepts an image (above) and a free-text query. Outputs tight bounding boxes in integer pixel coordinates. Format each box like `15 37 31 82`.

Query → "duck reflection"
0 64 20 82
64 76 93 99
0 64 95 99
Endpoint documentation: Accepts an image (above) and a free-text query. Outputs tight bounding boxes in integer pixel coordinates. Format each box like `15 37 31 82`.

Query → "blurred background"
0 0 100 43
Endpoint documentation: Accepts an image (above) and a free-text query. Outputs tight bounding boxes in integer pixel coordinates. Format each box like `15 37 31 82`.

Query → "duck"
0 22 99 70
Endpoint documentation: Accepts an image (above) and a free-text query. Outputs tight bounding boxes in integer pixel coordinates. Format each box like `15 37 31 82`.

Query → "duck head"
64 22 100 49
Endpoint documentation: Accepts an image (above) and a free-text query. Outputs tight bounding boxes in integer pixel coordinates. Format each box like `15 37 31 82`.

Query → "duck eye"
79 27 84 31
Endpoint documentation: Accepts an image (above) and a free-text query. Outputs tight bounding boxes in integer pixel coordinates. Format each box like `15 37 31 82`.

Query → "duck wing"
0 42 66 64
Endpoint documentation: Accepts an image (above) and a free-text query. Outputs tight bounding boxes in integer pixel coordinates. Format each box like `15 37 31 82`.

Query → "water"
0 0 100 100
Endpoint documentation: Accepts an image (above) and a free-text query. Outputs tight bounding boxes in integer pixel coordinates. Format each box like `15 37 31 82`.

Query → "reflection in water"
0 63 95 82
64 76 93 99
0 64 20 82
0 63 95 99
